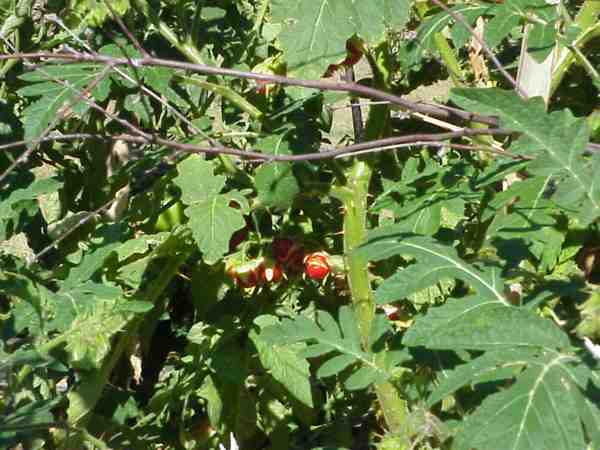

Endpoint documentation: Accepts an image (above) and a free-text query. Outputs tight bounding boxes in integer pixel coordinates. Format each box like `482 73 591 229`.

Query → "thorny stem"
340 64 409 436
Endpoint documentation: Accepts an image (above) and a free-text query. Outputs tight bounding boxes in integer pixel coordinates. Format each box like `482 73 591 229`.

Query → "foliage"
1 0 600 449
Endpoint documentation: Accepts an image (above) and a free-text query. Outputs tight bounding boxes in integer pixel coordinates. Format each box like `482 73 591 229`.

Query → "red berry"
226 258 265 288
272 238 294 262
304 252 330 280
228 228 248 253
381 304 400 321
262 261 284 284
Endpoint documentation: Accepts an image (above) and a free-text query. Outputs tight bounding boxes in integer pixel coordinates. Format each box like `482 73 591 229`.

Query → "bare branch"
0 51 499 126
0 129 518 162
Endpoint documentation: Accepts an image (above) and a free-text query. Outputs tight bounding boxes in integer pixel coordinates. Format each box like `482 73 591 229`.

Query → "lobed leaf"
355 231 507 305
403 296 570 351
453 354 586 450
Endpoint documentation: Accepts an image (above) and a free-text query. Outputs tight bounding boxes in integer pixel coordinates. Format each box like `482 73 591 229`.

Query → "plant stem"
177 75 263 121
339 58 409 436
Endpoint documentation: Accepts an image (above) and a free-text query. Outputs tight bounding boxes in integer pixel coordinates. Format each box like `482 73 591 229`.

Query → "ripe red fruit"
228 228 248 253
226 258 265 288
262 261 284 284
272 238 295 262
304 252 330 280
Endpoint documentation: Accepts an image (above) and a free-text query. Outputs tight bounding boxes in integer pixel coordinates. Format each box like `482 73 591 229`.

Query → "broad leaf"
453 353 586 450
427 347 538 408
261 306 389 390
186 197 246 264
355 231 507 305
175 156 246 263
450 88 600 224
18 64 111 140
174 157 225 205
272 0 410 79
250 315 314 408
403 296 569 351
255 135 299 210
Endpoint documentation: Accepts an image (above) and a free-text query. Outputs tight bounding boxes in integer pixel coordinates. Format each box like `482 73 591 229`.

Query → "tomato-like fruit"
262 261 284 284
272 238 295 262
272 237 305 272
153 199 185 232
226 258 265 288
304 252 330 280
228 228 248 253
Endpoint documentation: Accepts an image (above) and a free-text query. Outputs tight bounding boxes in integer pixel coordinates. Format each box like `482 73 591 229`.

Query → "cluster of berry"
226 237 333 288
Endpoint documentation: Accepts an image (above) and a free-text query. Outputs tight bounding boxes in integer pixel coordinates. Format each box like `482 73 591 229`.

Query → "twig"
339 141 523 160
0 51 499 126
101 0 149 59
429 0 528 98
0 129 518 162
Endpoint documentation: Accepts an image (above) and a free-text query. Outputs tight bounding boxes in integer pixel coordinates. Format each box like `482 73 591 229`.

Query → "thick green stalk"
341 155 409 437
338 48 409 436
342 160 374 339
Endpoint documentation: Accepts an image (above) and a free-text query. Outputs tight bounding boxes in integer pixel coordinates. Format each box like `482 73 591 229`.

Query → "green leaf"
272 0 410 78
185 196 246 264
409 5 489 60
255 163 299 210
0 177 62 236
251 316 314 408
426 347 537 408
528 21 557 62
17 64 111 140
485 5 520 48
344 366 383 391
123 93 151 125
261 306 389 389
174 156 225 205
453 353 586 450
317 354 356 378
254 131 300 210
403 296 570 351
143 66 187 108
355 231 507 305
0 397 63 430
450 88 600 224
174 156 245 263
60 224 123 290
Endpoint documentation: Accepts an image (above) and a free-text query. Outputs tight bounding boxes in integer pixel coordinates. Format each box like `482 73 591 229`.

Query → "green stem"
342 160 374 340
132 0 205 65
337 46 409 436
